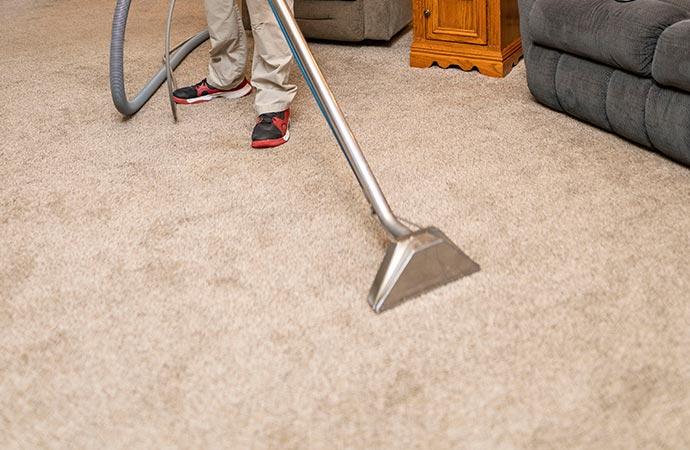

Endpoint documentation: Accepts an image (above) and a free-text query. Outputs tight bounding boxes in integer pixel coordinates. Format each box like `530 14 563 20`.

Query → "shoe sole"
251 129 290 149
174 83 252 105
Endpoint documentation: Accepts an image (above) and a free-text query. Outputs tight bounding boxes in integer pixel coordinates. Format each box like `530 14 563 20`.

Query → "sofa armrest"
243 0 411 42
363 0 412 41
243 0 365 41
518 0 536 57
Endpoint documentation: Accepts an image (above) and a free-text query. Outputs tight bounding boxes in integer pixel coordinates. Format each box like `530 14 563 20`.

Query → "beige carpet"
2 0 690 448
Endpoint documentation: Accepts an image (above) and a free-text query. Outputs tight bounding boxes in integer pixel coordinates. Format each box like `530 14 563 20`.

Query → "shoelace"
257 113 279 124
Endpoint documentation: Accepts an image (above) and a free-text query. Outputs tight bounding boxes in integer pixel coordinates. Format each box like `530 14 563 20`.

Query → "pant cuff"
255 102 292 116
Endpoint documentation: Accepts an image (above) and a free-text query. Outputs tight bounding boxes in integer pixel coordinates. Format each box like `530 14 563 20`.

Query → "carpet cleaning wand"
267 0 480 312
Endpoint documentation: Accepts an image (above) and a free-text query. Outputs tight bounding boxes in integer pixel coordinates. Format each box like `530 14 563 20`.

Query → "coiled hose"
109 0 209 116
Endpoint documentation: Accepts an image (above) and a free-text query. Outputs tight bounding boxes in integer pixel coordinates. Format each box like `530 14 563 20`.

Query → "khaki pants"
205 0 296 115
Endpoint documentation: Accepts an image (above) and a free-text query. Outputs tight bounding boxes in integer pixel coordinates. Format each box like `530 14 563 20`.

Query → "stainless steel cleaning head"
369 227 480 313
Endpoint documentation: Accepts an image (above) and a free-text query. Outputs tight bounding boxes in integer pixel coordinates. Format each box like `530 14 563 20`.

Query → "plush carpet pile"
1 0 689 448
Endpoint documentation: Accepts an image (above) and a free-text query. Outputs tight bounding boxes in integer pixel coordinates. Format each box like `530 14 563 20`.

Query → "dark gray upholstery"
242 0 412 42
653 20 690 92
530 0 690 75
607 71 654 148
646 85 690 163
519 0 690 166
555 54 614 132
288 0 364 41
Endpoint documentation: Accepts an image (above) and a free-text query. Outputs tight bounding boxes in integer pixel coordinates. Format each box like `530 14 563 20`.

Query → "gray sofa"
519 0 690 166
243 0 412 42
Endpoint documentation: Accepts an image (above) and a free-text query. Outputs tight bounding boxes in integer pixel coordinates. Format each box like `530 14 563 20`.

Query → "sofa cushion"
606 70 654 148
653 19 690 93
529 0 690 76
524 43 685 158
646 84 690 165
555 54 614 132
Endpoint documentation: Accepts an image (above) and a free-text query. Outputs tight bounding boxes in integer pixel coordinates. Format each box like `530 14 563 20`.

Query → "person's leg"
206 0 248 89
245 0 295 147
173 0 251 104
245 0 296 115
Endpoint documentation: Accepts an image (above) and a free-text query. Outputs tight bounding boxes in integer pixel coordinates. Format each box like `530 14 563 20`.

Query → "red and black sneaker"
251 109 290 148
173 78 252 105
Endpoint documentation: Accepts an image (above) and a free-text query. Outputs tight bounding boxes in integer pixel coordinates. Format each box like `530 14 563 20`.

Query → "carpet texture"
1 0 690 448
